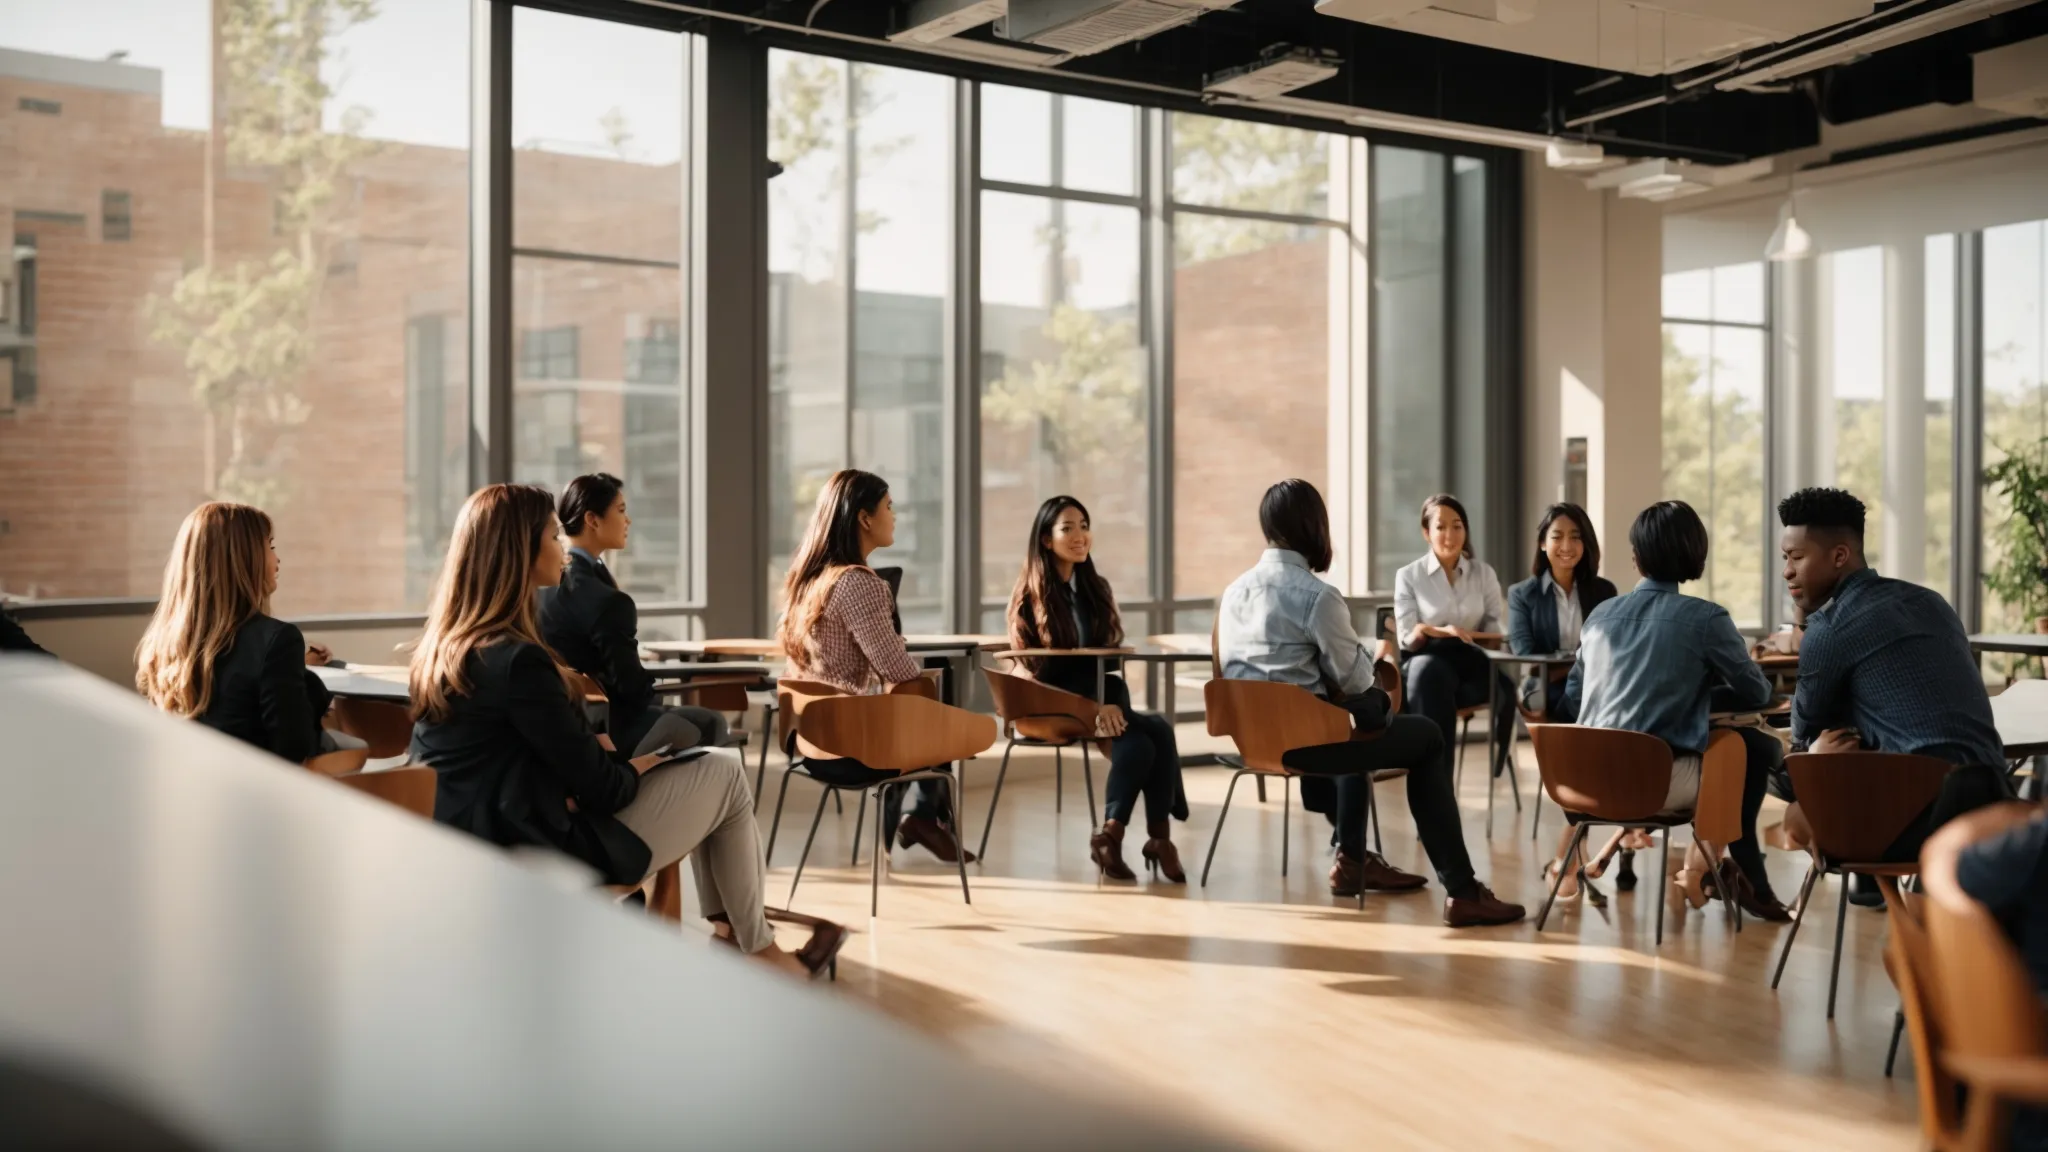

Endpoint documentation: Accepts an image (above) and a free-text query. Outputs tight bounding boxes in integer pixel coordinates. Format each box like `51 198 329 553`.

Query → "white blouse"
1393 552 1505 647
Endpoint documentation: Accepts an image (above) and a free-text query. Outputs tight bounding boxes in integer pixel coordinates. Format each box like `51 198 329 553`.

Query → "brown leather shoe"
1444 883 1527 928
1330 851 1428 897
1141 819 1185 883
896 815 978 864
1718 859 1792 922
1091 820 1137 881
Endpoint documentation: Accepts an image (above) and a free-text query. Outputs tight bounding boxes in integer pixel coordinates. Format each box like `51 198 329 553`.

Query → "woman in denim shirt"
1554 501 1790 919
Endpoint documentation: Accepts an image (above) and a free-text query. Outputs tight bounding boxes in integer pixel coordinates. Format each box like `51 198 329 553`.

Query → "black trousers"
1401 638 1514 778
1094 675 1185 828
1298 703 1479 896
1721 727 1783 899
1767 758 2015 863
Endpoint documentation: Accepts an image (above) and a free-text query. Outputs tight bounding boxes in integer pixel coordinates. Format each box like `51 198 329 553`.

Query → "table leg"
1163 663 1176 726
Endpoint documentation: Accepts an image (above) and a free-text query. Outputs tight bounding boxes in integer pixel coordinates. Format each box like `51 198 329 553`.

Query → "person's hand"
304 643 332 666
1813 727 1862 755
628 751 667 775
1096 704 1128 738
1450 626 1477 645
1405 624 1431 649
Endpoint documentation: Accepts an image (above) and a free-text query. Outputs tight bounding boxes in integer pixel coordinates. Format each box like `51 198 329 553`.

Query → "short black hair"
558 473 624 536
1629 501 1710 584
1777 487 1866 543
1259 479 1334 573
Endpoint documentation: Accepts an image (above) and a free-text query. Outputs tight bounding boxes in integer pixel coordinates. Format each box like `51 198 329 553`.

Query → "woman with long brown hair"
135 501 360 763
776 468 973 864
409 484 842 979
1005 495 1185 882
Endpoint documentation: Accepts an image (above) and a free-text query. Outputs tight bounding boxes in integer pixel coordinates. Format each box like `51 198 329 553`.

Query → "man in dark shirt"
1778 488 2012 888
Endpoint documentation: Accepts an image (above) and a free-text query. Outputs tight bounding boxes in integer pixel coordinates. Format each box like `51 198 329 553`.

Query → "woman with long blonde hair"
776 469 974 865
135 501 356 762
409 484 841 979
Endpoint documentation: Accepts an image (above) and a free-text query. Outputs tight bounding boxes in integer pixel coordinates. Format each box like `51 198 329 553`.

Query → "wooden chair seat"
331 697 414 760
304 747 369 777
333 765 437 819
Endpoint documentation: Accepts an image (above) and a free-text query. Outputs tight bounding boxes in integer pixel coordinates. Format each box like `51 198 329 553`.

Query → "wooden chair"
770 679 995 917
1526 725 1748 946
762 674 936 869
1923 804 2048 1151
304 747 369 777
330 697 414 760
1200 678 1383 909
1769 752 1951 1018
333 765 437 819
976 669 1102 860
1877 874 1966 1147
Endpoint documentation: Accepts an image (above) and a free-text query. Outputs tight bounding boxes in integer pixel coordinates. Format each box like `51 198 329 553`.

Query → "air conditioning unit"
1204 45 1344 100
1001 0 1239 58
892 0 1009 44
1974 34 2048 120
1314 0 1534 23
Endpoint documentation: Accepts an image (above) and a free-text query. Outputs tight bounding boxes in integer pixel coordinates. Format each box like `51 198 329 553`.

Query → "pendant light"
1765 172 1813 262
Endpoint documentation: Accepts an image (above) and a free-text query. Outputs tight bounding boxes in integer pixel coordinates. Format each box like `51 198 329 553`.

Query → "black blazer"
195 615 332 764
408 639 650 885
1011 586 1121 702
1506 572 1618 656
537 551 657 726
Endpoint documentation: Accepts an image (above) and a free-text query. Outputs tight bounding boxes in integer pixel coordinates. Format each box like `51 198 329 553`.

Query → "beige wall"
22 610 423 689
1522 156 1665 590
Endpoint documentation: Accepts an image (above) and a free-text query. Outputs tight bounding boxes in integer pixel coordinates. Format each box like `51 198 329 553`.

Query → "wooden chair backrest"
688 682 752 712
304 747 369 777
331 697 414 760
1880 876 1964 1146
1692 729 1747 845
982 668 1096 744
1525 724 1673 822
777 678 846 760
797 694 997 773
335 766 436 819
1786 752 1951 865
1923 817 2048 1099
1204 679 1351 775
568 669 607 703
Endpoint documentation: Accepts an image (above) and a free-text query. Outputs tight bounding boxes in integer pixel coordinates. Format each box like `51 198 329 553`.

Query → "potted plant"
1983 439 2048 632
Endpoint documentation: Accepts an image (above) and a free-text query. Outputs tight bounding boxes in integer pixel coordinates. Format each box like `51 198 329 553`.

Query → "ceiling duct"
1001 0 1240 58
1204 44 1344 99
1973 33 2048 118
891 0 1009 44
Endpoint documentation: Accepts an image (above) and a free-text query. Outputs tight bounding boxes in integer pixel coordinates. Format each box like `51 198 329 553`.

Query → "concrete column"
1884 240 1926 582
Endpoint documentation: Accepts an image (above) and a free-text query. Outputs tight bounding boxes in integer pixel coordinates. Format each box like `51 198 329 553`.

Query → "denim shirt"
1218 549 1374 696
1565 579 1773 756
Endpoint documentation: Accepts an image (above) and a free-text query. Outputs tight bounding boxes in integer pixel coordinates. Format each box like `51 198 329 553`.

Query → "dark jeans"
1096 675 1185 828
1401 638 1514 777
1721 727 1783 899
1767 759 2015 863
800 758 954 832
1299 703 1480 896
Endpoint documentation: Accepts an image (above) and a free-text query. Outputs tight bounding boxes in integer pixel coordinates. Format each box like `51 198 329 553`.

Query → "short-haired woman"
777 469 974 864
136 502 364 763
1217 479 1524 927
1006 495 1187 882
409 484 842 978
539 473 728 756
1505 503 1616 723
1558 500 1790 919
1392 493 1514 792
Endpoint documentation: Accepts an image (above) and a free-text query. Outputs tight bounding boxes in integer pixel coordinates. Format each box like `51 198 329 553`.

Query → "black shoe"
1849 872 1885 909
1614 849 1638 892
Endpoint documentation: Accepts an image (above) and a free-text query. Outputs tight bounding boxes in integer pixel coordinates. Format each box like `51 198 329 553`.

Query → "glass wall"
1661 262 1766 626
1822 246 1886 569
766 51 953 632
979 87 1147 628
510 9 689 602
1983 220 2048 634
0 0 470 613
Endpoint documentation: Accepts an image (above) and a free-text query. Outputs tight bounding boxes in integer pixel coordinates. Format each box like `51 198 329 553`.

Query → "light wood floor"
731 726 1919 1151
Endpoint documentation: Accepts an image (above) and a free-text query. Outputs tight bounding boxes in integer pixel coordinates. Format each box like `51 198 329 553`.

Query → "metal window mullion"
951 78 981 634
1762 264 1780 630
978 178 1137 209
469 0 513 488
842 64 859 471
1144 105 1172 634
1164 200 1333 229
1957 230 1984 631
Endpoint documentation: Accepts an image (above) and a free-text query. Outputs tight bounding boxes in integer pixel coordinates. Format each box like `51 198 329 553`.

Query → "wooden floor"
725 726 1919 1151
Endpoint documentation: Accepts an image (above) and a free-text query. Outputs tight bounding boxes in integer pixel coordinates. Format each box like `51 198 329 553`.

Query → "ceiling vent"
892 0 1009 45
1002 0 1239 58
1584 156 1770 201
1204 45 1344 99
1972 34 2048 120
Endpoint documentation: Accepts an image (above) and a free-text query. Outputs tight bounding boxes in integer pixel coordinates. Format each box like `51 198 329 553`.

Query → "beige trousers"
614 747 774 954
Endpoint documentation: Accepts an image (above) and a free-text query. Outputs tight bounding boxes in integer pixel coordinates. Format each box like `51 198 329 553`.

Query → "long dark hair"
1259 479 1335 573
776 469 890 668
1008 495 1123 672
1529 502 1603 612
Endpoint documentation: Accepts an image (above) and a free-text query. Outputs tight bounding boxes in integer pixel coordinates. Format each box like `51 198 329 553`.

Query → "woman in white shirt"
1391 494 1513 785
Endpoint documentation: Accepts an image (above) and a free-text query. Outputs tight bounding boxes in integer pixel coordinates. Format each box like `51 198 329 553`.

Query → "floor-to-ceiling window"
978 87 1146 632
766 52 953 632
509 9 691 605
1662 262 1767 626
1983 219 2048 635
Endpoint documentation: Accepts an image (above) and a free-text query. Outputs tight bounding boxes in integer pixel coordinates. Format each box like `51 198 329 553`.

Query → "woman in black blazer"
537 473 728 756
1005 495 1187 883
1505 502 1616 723
408 484 842 980
135 502 363 763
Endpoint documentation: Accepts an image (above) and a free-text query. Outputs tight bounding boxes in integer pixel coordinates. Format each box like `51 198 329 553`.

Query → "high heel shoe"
1613 849 1638 891
1672 844 1716 910
1091 820 1137 882
1140 820 1185 883
1541 859 1584 907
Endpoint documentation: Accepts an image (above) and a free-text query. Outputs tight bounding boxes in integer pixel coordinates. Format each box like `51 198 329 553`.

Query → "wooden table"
309 662 411 704
1970 633 2048 657
643 637 784 659
0 657 1244 1150
1993 678 2048 761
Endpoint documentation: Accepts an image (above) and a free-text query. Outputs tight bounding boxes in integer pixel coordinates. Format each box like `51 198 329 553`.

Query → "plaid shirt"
784 567 922 695
1791 567 2005 769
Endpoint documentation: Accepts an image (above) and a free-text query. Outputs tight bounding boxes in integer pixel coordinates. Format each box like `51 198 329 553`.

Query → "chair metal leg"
1502 738 1523 814
1654 828 1670 947
1199 770 1249 887
1257 776 1267 802
1530 790 1544 841
1771 862 1822 989
1885 1009 1905 1077
1054 746 1064 813
949 772 971 906
1536 824 1589 931
788 786 833 905
871 782 888 919
765 762 798 866
1280 774 1290 878
1369 775 1384 856
1081 741 1098 829
1827 870 1851 1019
752 702 776 810
850 789 868 868
976 740 1016 862
1456 715 1469 789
